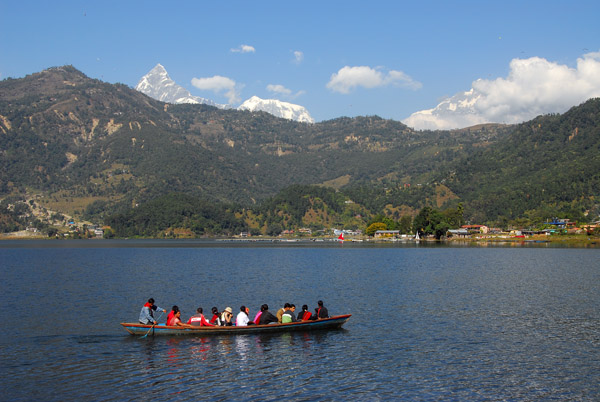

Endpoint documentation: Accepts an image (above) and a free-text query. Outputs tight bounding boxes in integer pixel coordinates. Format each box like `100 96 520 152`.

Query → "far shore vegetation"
2 188 598 245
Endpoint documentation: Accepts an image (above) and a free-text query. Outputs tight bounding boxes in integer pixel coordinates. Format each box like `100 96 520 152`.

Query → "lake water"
1 240 599 401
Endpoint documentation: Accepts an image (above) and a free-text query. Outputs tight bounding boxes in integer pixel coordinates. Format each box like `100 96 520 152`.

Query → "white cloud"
326 65 422 94
267 84 292 96
267 84 306 99
293 50 304 64
191 75 242 104
403 52 600 130
230 44 255 53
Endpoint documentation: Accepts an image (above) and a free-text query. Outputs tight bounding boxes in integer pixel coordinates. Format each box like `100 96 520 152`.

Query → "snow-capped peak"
135 64 227 108
238 96 314 124
136 64 314 123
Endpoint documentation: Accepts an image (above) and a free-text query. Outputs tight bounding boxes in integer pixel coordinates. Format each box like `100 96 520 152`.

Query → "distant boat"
338 233 344 241
121 314 352 336
415 231 420 241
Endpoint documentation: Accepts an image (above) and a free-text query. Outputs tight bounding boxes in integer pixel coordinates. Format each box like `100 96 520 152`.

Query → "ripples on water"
1 241 599 401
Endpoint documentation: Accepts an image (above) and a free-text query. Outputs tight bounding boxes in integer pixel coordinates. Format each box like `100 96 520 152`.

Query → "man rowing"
139 298 167 325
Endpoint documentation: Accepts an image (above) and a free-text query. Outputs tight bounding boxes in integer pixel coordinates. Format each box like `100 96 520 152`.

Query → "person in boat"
258 304 278 325
312 300 329 320
298 304 312 321
166 305 179 325
253 305 264 325
187 307 214 327
209 306 221 325
276 303 289 323
139 298 167 325
281 304 298 323
236 305 252 326
220 307 234 326
168 309 192 328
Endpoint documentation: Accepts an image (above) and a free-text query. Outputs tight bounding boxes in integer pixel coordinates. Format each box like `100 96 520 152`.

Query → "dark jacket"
258 310 278 325
312 306 329 320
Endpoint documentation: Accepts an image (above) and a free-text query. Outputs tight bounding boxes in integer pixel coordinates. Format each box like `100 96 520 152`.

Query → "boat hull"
121 314 351 336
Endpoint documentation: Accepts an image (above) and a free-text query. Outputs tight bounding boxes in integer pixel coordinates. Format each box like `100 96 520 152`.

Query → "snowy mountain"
135 64 227 108
402 89 485 130
238 96 314 124
136 64 314 123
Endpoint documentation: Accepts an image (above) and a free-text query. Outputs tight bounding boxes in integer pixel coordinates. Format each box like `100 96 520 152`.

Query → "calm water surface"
1 241 599 401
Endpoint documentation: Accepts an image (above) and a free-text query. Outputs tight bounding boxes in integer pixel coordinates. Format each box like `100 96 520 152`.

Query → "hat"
225 307 233 313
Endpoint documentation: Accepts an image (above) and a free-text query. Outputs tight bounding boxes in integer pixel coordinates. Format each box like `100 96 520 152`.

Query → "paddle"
141 310 164 338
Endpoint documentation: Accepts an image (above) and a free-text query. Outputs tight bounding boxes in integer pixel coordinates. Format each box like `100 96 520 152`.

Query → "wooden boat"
121 314 351 336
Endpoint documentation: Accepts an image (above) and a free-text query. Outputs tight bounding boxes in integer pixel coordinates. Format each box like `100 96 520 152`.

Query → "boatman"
139 298 167 325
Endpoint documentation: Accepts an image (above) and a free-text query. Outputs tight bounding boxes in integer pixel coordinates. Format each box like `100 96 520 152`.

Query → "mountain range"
0 65 598 231
135 64 314 123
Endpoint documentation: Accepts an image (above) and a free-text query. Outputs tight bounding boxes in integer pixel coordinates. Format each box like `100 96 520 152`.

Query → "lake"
1 240 599 401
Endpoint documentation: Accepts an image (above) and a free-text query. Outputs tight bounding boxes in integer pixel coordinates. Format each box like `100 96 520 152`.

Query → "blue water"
1 240 599 401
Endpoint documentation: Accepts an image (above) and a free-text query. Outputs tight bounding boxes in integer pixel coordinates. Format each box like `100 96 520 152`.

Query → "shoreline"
1 232 598 247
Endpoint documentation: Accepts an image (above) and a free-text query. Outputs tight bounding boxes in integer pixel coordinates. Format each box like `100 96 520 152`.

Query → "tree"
443 203 464 228
367 214 395 229
398 215 412 234
266 222 283 236
412 206 450 239
412 206 433 236
366 222 387 236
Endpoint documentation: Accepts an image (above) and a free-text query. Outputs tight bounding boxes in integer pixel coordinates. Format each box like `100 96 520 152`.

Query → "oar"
141 311 164 338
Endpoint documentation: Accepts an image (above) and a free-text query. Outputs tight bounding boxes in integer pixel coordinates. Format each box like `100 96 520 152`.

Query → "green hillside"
1 66 599 235
446 99 600 224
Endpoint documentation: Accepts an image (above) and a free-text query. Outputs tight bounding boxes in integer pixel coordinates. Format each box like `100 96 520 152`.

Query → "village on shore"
3 217 599 246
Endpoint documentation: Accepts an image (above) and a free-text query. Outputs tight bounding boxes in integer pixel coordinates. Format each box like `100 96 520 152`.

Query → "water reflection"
189 337 212 361
235 335 250 361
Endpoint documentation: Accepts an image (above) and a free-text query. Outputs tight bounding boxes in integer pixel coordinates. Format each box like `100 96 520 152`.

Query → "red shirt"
187 314 214 327
166 311 175 325
300 311 312 320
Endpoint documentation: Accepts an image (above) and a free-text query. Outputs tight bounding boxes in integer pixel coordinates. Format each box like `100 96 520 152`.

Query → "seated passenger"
187 307 214 327
253 305 264 325
169 310 192 327
314 300 329 320
258 304 278 325
220 307 233 326
210 307 221 325
236 305 250 326
276 303 290 323
166 305 179 325
281 304 298 323
298 304 312 321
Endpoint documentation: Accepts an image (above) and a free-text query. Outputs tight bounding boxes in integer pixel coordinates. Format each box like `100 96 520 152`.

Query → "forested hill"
444 98 600 224
0 65 598 231
0 66 507 204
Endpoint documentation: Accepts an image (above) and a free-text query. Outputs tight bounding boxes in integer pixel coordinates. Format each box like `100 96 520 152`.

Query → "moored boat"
121 314 352 336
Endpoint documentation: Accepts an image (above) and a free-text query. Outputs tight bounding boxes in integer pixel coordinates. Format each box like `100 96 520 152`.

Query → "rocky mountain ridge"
135 64 228 108
2 65 597 227
136 63 314 123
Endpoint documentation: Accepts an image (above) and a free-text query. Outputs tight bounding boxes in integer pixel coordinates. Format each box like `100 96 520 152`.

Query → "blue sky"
2 1 600 129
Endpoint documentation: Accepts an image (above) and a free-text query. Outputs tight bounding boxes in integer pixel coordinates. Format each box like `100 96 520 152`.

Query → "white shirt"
236 311 249 326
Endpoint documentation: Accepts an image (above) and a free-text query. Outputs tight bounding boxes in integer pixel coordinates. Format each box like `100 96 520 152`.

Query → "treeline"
105 193 247 237
102 187 468 239
104 186 353 238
